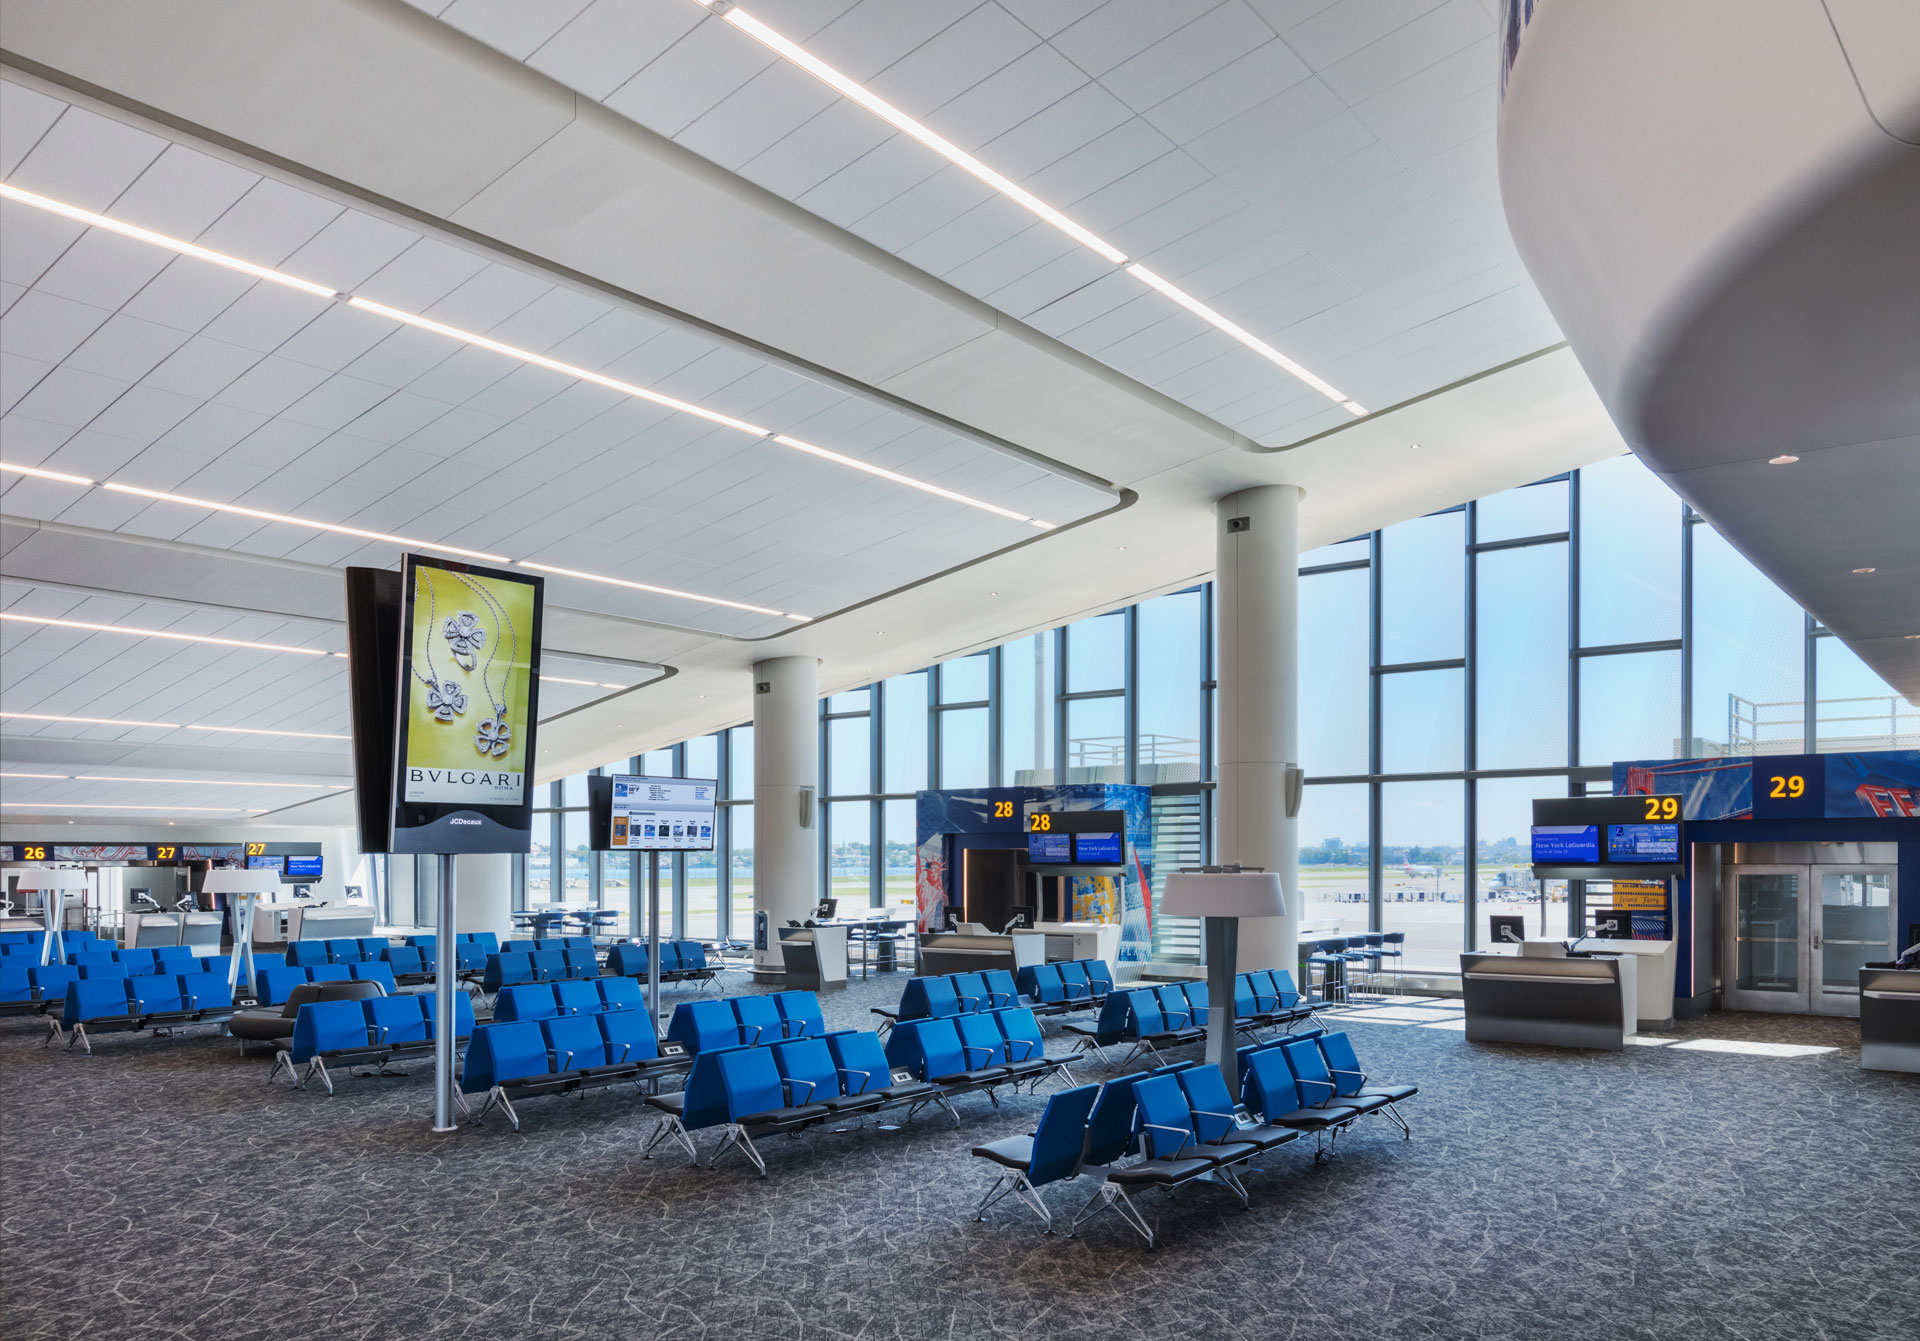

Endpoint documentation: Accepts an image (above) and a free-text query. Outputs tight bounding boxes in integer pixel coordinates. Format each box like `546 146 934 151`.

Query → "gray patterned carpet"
4 969 1918 1341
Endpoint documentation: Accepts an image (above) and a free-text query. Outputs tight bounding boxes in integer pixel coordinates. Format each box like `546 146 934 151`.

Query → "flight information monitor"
603 775 717 852
1073 831 1122 864
1530 825 1600 863
1607 823 1680 862
284 855 324 879
1027 831 1072 863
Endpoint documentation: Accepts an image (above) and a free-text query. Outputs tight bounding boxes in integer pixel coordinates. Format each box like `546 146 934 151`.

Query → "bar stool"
1306 937 1350 1005
1378 932 1405 993
1355 933 1387 999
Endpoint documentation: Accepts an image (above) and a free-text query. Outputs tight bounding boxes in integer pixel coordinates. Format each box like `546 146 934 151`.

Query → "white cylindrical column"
453 853 511 940
1215 485 1303 972
752 655 820 973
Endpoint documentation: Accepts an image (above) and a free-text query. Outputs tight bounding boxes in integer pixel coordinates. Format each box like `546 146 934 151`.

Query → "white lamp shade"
201 868 284 895
11 868 91 890
1161 871 1285 918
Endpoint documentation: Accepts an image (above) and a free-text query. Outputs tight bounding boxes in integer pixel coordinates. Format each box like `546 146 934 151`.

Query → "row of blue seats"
4 952 230 1012
970 1031 1416 1245
286 937 395 967
462 1012 690 1129
403 933 500 974
1016 960 1115 1010
258 960 399 1005
278 992 477 1094
51 972 238 1055
494 978 643 1021
664 993 826 1055
1064 972 1315 1067
481 948 600 991
883 1010 1074 1111
502 936 600 957
642 1031 956 1174
605 941 718 987
0 928 110 957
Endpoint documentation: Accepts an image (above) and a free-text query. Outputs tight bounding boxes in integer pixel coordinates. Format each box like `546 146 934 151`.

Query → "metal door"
1811 867 1896 1018
1724 864 1897 1015
1725 866 1808 1012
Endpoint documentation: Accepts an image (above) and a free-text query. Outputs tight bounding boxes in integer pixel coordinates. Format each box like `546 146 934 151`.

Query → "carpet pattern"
4 969 1917 1341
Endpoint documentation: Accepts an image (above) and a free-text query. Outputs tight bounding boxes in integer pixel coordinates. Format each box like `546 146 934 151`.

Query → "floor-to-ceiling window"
514 454 1909 967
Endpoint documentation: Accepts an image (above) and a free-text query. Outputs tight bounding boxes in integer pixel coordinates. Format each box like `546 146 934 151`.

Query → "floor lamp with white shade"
14 868 90 967
1161 866 1286 1101
202 867 285 997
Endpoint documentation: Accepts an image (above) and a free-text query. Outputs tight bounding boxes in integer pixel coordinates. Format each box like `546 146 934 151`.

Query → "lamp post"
1162 865 1286 1102
14 868 90 967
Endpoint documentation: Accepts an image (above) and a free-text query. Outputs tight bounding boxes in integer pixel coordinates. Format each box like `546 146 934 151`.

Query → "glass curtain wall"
513 455 1909 964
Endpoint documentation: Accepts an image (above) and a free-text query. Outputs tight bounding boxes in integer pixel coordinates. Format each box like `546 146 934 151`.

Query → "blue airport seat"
1055 961 1093 1002
599 1009 665 1068
562 948 599 979
1080 960 1114 996
529 949 567 983
824 1030 938 1107
597 977 642 1012
772 1036 882 1114
116 948 159 975
289 999 377 1067
77 955 127 980
152 946 196 974
406 934 438 960
552 978 601 1016
956 1011 1014 1071
349 962 396 994
307 964 352 985
542 1014 614 1072
503 939 541 955
358 937 391 961
899 975 962 1021
496 984 558 1022
366 994 432 1046
256 965 307 1006
967 1082 1101 1232
1060 991 1137 1063
731 994 783 1045
771 990 823 1038
179 972 233 1012
667 998 746 1054
483 952 534 993
29 964 76 1004
608 943 650 977
950 972 991 1012
1175 1064 1299 1156
326 938 366 964
419 988 476 1039
287 940 334 967
383 945 428 978
707 1046 830 1176
980 969 1019 1009
0 963 31 1004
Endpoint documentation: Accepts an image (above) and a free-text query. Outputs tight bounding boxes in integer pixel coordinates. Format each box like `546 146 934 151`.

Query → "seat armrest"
611 1042 631 1063
960 1043 994 1067
1298 1076 1336 1102
1141 1121 1192 1158
835 1064 872 1094
1330 1066 1367 1084
783 1076 817 1103
1006 1038 1038 1060
370 1023 389 1043
741 1023 764 1045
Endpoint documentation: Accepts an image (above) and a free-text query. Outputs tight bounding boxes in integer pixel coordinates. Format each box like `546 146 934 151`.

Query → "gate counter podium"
1460 951 1636 1050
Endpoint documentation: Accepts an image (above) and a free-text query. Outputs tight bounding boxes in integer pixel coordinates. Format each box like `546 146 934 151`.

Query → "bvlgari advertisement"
389 554 544 854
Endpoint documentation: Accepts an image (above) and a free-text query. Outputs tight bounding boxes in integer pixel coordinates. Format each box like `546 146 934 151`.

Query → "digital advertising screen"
1607 823 1680 863
284 855 324 879
390 554 544 854
606 775 717 852
1073 831 1123 864
245 854 284 872
1531 825 1600 863
1027 831 1072 863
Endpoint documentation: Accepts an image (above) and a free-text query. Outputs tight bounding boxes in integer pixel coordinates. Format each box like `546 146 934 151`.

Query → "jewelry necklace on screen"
452 570 516 760
442 608 485 672
409 569 466 723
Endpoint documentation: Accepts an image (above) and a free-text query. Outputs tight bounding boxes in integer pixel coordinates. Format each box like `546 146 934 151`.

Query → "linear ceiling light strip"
0 801 255 812
0 710 350 739
693 1 1365 416
1 180 1056 526
0 611 329 655
0 771 349 789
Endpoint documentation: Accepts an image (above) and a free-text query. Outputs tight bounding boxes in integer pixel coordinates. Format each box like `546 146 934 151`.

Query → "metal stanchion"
647 851 662 1023
433 853 458 1133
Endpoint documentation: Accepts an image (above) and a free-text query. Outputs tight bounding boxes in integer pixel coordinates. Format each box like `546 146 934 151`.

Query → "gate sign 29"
1752 754 1825 820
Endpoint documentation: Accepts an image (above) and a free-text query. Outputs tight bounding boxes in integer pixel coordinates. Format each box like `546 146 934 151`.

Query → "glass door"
1726 866 1807 1012
1814 868 1895 1017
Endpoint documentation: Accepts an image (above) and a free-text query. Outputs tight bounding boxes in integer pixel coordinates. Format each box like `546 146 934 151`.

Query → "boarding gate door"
1725 865 1896 1016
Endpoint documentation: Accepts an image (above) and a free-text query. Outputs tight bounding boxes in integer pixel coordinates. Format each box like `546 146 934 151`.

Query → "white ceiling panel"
413 0 1555 443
